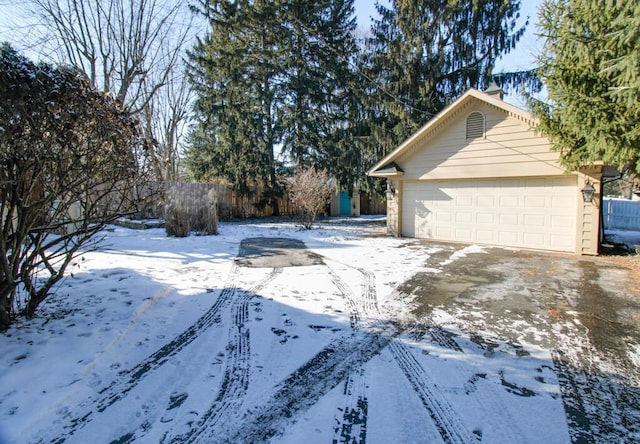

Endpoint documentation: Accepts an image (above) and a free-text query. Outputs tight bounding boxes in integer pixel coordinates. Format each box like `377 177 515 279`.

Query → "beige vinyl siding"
398 102 564 181
577 169 603 255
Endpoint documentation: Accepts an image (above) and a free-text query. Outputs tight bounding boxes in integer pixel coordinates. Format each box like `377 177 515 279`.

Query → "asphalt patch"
235 237 324 268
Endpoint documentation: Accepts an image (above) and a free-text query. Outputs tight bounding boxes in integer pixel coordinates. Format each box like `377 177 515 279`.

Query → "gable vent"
466 111 485 139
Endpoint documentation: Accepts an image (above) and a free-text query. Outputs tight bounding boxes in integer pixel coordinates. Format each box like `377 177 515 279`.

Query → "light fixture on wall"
581 179 596 203
385 182 395 200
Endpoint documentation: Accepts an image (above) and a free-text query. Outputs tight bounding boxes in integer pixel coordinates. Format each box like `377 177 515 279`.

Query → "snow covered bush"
164 184 217 237
164 201 191 237
191 189 218 236
287 167 333 229
0 45 144 329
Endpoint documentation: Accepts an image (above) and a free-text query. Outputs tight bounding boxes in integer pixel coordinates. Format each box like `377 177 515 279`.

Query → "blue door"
339 192 351 216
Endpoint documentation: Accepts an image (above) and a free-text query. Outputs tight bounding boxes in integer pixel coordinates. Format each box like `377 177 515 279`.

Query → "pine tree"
186 0 362 205
278 0 358 170
533 0 640 173
186 0 284 213
364 0 527 151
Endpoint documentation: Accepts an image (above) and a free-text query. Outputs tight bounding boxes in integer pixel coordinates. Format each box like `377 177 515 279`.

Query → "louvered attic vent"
466 111 485 139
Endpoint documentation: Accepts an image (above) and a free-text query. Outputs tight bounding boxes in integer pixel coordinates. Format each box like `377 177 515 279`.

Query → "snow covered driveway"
1 218 639 443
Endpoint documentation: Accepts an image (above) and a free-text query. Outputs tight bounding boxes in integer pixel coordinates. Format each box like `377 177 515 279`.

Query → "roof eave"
368 170 405 178
367 161 405 178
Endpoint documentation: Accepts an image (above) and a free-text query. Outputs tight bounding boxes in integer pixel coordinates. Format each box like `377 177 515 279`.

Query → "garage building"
367 87 602 255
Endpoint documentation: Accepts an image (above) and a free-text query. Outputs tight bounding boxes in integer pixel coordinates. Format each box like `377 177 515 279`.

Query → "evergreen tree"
278 0 358 171
275 0 366 195
533 0 640 173
320 47 377 195
364 0 527 151
186 0 361 206
186 0 284 213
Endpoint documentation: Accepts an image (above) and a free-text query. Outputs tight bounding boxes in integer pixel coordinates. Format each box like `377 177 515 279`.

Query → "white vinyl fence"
603 198 640 230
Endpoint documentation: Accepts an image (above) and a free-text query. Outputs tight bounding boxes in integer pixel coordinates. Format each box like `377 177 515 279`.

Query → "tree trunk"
0 303 11 330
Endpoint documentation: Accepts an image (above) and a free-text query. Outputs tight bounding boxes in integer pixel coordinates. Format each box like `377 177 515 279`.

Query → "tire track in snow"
42 264 277 443
332 366 368 444
191 259 394 442
387 339 476 443
327 264 369 444
552 345 640 442
356 267 379 314
166 268 282 443
329 260 477 444
226 257 477 444
328 267 361 329
408 320 527 442
223 330 392 443
182 262 391 443
117 250 466 443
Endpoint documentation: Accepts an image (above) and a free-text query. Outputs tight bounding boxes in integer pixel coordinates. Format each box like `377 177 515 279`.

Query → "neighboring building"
368 87 603 255
328 191 387 217
330 191 361 217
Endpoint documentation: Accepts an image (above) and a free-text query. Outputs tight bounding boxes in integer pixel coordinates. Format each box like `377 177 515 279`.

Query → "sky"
1 1 542 68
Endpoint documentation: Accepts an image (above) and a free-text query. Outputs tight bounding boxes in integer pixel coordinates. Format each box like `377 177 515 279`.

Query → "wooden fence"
360 193 387 215
137 182 386 221
136 183 294 220
214 184 297 219
603 198 640 230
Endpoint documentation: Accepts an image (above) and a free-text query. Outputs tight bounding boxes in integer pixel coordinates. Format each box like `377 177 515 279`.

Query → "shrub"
0 45 143 329
192 189 218 236
164 203 191 237
287 167 333 229
164 184 218 237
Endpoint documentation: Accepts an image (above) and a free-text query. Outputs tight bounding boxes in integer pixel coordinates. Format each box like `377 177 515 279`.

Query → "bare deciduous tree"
142 68 192 183
23 0 197 183
287 167 333 229
0 46 143 329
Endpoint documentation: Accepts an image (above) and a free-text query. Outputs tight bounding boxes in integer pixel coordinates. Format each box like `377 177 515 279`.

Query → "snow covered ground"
1 218 638 443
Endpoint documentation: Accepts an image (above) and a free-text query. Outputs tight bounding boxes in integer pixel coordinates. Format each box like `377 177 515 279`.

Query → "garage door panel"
500 214 520 226
435 226 452 238
525 196 546 208
524 231 546 244
477 213 495 224
499 196 519 207
550 234 574 250
551 195 573 208
476 230 495 242
498 231 519 244
402 177 576 252
551 215 573 228
524 214 545 227
437 211 452 223
456 212 473 223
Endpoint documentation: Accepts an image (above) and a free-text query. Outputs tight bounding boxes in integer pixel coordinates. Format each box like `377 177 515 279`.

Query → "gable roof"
367 88 539 177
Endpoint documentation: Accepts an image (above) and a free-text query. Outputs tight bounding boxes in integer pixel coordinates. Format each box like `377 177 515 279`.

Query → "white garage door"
402 177 577 252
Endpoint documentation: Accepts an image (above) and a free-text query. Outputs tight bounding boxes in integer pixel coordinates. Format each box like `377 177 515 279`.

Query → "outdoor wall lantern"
385 183 395 200
581 179 596 203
